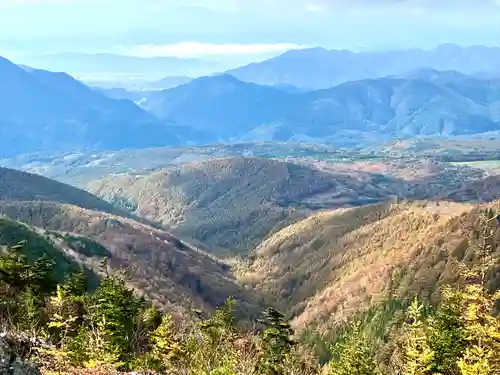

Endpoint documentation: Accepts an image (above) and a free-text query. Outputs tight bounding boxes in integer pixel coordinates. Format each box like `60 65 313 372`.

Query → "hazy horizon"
2 1 500 60
2 0 500 83
5 42 500 85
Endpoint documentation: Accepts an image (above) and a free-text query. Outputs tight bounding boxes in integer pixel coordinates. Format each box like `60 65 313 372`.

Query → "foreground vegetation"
0 244 316 374
0 208 499 375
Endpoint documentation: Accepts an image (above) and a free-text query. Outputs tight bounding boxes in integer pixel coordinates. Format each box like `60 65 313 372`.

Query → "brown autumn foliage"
0 166 124 215
236 200 500 332
1 155 500 374
87 157 405 254
0 201 261 319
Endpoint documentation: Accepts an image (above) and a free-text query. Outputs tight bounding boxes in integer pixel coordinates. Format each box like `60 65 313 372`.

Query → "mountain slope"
150 75 193 90
443 174 500 202
0 201 260 317
237 200 500 331
140 74 289 140
0 165 261 316
141 72 500 143
268 75 500 139
88 157 404 254
226 44 500 89
397 68 500 104
0 56 179 157
0 166 126 215
0 216 91 281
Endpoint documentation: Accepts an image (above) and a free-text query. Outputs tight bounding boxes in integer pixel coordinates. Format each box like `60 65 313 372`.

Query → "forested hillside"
88 157 403 254
4 2 500 374
0 166 260 318
0 166 123 215
237 200 500 331
1 143 500 375
1 203 499 374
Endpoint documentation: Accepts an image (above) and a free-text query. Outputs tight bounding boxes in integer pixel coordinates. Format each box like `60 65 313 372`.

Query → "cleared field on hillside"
451 159 500 170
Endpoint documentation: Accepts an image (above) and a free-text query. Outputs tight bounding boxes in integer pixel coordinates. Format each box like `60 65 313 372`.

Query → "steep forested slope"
88 157 403 253
237 200 500 331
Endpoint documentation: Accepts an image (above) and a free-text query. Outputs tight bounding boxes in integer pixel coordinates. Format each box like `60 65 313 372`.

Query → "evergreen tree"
257 307 296 375
426 287 467 375
328 321 381 375
61 270 87 297
0 242 55 333
85 275 143 367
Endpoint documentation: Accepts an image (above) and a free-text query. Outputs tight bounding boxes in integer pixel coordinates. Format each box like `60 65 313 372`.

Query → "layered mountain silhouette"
6 48 500 156
140 74 290 140
225 44 500 89
0 56 181 157
19 53 213 79
141 70 500 144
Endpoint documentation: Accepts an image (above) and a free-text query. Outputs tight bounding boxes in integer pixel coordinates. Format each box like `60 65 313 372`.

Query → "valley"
0 168 261 318
2 152 500 374
87 156 405 254
1 32 500 374
236 200 495 332
3 140 500 317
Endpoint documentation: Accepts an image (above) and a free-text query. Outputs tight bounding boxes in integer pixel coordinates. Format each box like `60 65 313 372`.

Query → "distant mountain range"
225 44 500 89
16 53 215 81
140 69 500 144
93 75 194 107
140 74 289 140
4 44 500 157
0 56 183 157
90 76 193 91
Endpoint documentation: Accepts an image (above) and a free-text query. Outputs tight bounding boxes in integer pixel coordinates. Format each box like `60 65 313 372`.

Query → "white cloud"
0 0 108 7
119 41 308 58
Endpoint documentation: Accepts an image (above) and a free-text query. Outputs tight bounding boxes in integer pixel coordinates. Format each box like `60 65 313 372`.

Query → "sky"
1 0 500 79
